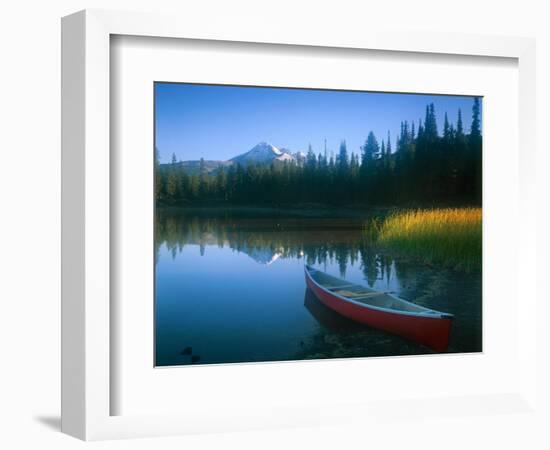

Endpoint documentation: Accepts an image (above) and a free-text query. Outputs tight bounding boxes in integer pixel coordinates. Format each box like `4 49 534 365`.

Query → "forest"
155 98 482 207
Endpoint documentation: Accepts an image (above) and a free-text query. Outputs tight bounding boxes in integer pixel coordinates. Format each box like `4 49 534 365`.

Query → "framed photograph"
153 82 481 365
62 9 538 440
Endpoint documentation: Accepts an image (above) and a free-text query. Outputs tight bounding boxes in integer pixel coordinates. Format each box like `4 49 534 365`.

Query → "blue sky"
155 83 481 163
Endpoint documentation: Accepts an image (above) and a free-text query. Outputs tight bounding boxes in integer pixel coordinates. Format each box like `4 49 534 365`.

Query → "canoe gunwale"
304 266 453 320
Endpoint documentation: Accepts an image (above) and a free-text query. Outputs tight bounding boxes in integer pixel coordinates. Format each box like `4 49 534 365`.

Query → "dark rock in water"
191 355 201 363
180 346 192 355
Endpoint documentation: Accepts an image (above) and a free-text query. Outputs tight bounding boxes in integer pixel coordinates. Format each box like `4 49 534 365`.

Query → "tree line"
156 98 482 207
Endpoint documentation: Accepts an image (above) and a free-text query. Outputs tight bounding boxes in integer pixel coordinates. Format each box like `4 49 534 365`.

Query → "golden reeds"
375 208 482 271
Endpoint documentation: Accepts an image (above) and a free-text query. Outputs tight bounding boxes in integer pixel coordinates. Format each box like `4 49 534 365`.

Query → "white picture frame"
61 9 538 441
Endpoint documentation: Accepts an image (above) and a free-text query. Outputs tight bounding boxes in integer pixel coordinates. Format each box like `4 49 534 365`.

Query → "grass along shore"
373 208 482 272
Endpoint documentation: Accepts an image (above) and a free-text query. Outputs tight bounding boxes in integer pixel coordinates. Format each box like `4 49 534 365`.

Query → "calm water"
155 208 482 366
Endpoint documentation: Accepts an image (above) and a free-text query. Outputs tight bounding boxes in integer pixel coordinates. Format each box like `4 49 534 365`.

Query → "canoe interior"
306 266 438 315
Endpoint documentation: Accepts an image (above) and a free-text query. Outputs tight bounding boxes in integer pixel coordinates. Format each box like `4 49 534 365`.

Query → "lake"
155 207 482 366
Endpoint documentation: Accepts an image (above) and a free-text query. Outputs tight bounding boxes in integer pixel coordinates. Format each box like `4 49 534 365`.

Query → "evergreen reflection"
156 208 395 286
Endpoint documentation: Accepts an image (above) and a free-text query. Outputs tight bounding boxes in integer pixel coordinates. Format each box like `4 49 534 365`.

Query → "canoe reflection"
303 288 364 332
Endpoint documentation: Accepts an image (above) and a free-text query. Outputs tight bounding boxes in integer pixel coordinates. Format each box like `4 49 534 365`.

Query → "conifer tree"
470 97 481 146
423 103 438 140
337 140 349 171
361 132 380 167
306 143 317 171
443 112 451 141
456 109 464 137
417 119 424 140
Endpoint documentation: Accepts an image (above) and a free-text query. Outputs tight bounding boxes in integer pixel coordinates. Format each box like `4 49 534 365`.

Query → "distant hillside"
167 159 232 176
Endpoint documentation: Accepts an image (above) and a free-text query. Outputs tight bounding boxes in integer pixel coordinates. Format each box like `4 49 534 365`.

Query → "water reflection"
155 208 482 366
303 288 363 332
156 208 392 286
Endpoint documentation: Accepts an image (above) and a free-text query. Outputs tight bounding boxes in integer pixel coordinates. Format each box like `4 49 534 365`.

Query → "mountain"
160 142 302 175
230 142 295 165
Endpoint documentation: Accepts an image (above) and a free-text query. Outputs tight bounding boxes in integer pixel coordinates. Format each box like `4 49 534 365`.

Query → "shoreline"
155 202 481 218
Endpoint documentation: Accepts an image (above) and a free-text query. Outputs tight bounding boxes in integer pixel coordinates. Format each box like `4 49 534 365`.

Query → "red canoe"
304 265 453 352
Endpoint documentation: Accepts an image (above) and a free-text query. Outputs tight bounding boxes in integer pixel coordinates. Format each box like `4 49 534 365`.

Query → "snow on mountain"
241 246 283 265
276 152 295 162
230 142 296 165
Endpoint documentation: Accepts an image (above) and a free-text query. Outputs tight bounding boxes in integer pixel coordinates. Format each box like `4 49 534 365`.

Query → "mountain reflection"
156 208 392 286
